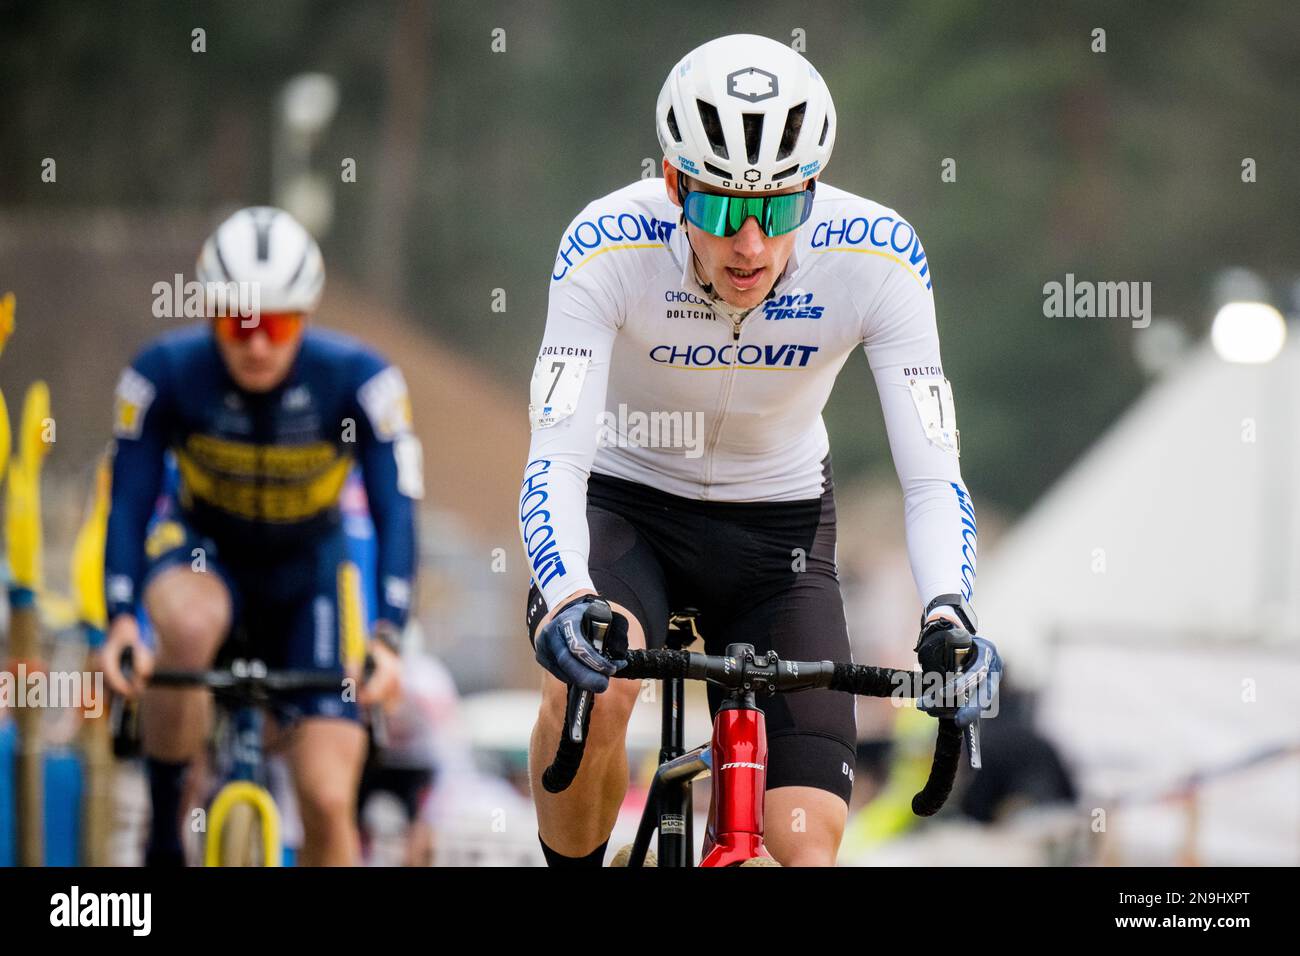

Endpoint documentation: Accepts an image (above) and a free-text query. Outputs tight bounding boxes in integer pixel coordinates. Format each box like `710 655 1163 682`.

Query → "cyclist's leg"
140 570 231 756
287 719 367 866
526 504 669 864
708 487 854 866
137 521 235 865
275 529 367 866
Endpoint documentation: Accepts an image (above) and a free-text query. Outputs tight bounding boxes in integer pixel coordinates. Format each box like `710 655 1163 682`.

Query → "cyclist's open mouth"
725 266 765 291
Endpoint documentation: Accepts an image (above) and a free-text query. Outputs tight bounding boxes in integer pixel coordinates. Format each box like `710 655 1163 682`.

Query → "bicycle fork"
206 702 280 866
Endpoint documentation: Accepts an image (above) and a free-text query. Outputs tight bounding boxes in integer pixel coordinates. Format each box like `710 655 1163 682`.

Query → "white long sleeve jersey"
520 178 977 613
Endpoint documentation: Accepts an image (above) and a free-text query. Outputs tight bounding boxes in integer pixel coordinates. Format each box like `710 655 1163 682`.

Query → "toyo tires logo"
761 292 823 320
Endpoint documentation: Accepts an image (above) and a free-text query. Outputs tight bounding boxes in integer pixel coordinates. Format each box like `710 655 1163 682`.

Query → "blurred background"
1 0 1298 865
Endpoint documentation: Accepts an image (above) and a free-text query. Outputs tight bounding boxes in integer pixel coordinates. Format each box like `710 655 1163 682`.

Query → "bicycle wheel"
205 781 281 866
217 800 264 867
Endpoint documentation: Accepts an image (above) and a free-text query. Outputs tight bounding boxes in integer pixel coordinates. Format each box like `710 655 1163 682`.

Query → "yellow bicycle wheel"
206 781 281 867
218 802 263 867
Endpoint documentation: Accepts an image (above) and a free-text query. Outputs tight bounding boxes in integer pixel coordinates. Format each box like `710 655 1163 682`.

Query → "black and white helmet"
196 206 325 314
656 34 836 193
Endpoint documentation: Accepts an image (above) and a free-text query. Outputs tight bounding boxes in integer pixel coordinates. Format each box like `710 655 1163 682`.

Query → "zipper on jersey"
701 314 746 497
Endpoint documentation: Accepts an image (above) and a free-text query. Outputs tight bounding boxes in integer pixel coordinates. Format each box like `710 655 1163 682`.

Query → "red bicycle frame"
699 703 772 866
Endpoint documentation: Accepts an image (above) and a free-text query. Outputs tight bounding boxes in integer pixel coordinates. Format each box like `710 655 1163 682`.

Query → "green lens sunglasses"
682 180 816 238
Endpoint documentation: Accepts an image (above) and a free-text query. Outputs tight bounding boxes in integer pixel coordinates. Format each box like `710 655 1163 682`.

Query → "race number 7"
929 384 944 427
529 353 590 430
545 362 565 404
907 376 960 457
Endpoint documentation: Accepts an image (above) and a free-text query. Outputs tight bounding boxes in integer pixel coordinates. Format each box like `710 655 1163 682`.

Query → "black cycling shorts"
526 465 857 804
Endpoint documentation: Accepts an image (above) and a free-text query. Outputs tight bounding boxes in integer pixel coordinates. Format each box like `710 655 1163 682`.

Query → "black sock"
539 834 609 867
145 757 188 866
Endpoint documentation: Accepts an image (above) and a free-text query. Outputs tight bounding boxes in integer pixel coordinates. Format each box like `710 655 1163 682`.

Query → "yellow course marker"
6 381 52 590
19 380 51 478
6 377 52 866
0 389 10 487
71 454 111 633
0 291 12 483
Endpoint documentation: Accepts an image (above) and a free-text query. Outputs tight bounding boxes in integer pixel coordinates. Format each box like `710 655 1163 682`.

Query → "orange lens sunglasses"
212 312 305 344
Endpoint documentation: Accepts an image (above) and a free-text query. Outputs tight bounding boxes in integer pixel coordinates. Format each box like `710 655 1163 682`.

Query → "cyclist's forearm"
519 454 596 608
370 501 417 628
359 441 419 628
350 360 423 627
103 440 164 620
900 475 978 609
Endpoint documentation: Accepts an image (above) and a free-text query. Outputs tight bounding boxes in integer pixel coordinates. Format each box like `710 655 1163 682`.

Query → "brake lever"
920 635 1001 770
564 605 612 745
952 644 982 771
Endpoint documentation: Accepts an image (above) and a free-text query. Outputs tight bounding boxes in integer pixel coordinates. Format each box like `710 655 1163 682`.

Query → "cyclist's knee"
144 567 231 661
292 720 365 826
297 776 356 828
592 676 641 741
763 786 846 866
612 601 647 652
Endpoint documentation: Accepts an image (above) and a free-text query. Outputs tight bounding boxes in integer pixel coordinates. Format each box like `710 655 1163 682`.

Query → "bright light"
1210 301 1286 364
281 74 339 136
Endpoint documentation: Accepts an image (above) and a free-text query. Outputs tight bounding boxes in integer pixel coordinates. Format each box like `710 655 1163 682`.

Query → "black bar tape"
911 718 963 817
828 663 920 699
615 648 691 681
542 731 588 794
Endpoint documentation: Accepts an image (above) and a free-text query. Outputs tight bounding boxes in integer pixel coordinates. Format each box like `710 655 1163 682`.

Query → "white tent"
975 334 1300 864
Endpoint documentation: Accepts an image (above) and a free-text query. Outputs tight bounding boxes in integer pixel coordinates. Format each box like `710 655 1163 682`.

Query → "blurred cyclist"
357 628 458 866
97 206 422 866
521 35 982 866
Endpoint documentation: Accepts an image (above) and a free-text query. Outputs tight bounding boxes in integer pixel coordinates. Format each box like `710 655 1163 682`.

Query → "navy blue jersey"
105 324 420 628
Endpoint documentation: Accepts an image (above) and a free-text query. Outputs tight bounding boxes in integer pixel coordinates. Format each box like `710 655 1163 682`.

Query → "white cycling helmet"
196 206 325 314
656 34 836 193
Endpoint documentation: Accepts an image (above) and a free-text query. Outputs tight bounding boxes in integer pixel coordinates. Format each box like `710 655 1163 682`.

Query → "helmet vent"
250 208 278 262
819 114 830 147
696 100 729 159
666 107 682 143
776 103 806 162
703 161 730 180
742 113 763 165
773 164 798 182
